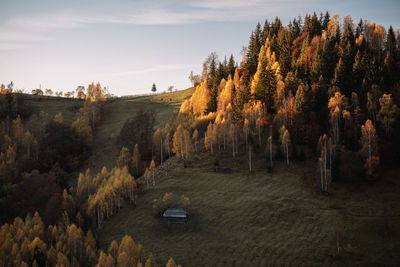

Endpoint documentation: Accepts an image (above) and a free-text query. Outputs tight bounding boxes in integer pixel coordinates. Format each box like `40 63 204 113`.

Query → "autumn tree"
251 42 278 110
328 92 348 146
173 125 185 159
204 123 217 153
117 147 131 168
377 93 398 135
360 120 379 176
281 126 291 165
192 129 199 152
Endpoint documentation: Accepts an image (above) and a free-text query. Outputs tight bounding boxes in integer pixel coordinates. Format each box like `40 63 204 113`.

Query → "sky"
0 0 399 96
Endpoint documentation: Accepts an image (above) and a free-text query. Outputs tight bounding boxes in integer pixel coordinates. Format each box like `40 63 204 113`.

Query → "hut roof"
163 208 187 218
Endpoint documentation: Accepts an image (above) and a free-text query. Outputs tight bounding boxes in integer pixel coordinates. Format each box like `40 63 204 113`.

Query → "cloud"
112 64 201 77
0 1 300 50
189 0 264 9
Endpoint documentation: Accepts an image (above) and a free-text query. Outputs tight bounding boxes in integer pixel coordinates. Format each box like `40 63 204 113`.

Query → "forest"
1 11 400 266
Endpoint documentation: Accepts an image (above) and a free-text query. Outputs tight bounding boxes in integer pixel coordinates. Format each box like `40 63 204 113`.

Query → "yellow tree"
328 92 348 146
108 240 119 261
360 120 379 176
183 128 192 158
192 129 199 152
377 93 399 135
280 126 291 165
118 235 137 266
172 125 185 159
217 76 233 113
163 129 172 157
144 254 157 267
166 258 178 267
204 123 216 153
117 147 131 168
67 224 83 263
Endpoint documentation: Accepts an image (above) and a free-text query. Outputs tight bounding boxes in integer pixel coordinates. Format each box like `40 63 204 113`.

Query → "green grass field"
98 153 400 266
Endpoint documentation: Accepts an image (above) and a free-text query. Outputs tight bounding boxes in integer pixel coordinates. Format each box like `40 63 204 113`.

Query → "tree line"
154 12 399 193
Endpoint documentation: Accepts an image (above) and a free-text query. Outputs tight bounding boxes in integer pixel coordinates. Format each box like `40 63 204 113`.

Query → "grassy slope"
21 88 193 176
98 153 400 266
23 94 84 125
82 87 194 174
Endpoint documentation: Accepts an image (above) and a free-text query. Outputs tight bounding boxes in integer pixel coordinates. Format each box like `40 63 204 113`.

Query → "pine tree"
251 43 277 110
246 23 262 75
151 83 157 93
227 54 235 78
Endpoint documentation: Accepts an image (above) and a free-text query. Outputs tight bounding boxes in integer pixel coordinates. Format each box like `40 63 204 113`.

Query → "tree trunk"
180 133 184 159
245 131 248 151
223 130 226 150
160 138 163 164
249 145 252 172
286 143 289 165
269 142 273 168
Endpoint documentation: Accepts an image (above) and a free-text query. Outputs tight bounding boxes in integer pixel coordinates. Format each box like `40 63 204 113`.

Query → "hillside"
84 87 194 174
19 88 194 176
98 152 400 266
2 8 400 267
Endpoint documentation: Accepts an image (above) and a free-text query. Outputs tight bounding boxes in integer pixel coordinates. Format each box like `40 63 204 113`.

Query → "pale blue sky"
0 0 399 96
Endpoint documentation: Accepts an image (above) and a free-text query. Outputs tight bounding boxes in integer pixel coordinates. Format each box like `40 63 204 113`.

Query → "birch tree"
360 120 379 176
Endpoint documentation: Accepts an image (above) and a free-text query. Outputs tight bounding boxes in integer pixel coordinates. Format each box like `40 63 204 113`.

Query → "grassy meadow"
85 87 193 174
98 152 400 266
